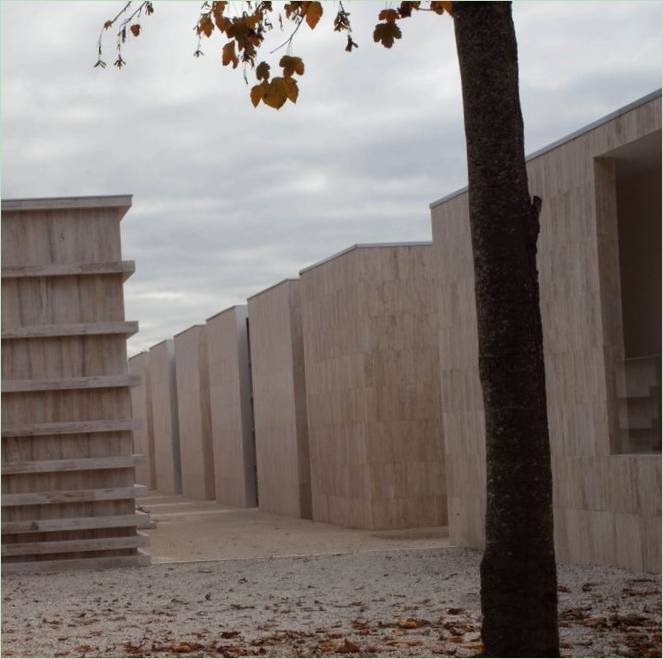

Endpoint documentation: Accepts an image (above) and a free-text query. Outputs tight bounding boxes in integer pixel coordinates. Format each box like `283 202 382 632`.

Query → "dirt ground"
2 496 661 658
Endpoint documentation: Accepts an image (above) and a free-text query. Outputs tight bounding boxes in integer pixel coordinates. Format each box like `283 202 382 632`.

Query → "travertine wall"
148 339 182 495
430 92 661 571
300 244 445 530
128 351 155 489
206 306 257 507
1 195 148 573
248 280 311 519
173 325 215 500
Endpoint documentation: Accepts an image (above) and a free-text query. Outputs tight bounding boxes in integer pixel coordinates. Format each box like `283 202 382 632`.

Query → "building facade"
430 91 661 572
300 244 446 529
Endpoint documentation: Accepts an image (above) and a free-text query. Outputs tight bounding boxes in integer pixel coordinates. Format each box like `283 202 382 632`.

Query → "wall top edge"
149 339 172 349
299 241 433 275
429 88 662 210
206 303 248 322
2 194 134 220
247 278 298 301
173 324 205 338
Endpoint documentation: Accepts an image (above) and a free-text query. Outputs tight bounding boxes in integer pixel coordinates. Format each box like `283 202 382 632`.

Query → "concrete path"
139 492 449 564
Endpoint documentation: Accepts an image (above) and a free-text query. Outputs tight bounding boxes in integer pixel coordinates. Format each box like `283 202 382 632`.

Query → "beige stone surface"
300 244 445 530
206 305 257 508
1 196 144 570
148 339 182 495
173 325 215 501
430 92 661 572
247 280 311 519
128 351 155 489
140 492 448 563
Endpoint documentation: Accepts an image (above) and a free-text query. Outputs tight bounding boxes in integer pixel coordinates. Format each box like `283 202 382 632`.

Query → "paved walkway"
139 492 449 564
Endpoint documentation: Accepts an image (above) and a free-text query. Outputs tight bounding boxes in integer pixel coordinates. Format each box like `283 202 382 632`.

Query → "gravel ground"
1 547 660 658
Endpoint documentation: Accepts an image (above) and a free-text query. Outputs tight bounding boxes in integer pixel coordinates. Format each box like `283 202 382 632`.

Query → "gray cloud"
2 1 660 354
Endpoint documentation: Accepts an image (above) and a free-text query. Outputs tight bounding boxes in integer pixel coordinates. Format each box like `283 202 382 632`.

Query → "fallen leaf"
338 637 360 653
398 617 429 629
172 642 192 653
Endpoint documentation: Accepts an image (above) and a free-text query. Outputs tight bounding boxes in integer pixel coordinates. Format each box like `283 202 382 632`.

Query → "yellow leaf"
304 1 323 29
221 41 238 68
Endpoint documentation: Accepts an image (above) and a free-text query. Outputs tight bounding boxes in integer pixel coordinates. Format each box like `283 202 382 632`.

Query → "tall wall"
128 351 155 489
173 325 215 500
206 306 257 507
430 92 661 572
148 339 182 494
248 280 311 519
1 195 148 573
300 244 445 529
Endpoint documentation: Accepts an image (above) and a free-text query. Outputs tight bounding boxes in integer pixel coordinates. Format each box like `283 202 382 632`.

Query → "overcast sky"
2 1 661 355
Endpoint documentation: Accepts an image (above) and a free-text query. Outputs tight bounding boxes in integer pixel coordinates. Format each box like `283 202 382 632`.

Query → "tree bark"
452 3 559 657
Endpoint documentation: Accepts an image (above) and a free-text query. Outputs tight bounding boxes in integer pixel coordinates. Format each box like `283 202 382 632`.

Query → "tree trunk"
452 3 559 657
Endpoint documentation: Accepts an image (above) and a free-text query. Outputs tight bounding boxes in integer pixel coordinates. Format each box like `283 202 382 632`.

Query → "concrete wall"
300 244 445 529
430 92 661 572
128 351 155 488
174 325 215 500
206 305 257 507
1 195 148 572
148 339 182 494
248 280 311 519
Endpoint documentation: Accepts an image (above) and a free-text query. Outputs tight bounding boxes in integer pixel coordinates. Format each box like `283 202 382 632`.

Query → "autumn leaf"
304 1 323 29
279 55 304 77
398 617 429 629
430 1 453 15
198 14 214 37
250 82 268 107
378 9 400 23
398 2 421 18
373 22 402 48
130 24 141 37
338 638 360 653
283 77 299 103
212 0 228 24
222 41 239 68
171 642 192 653
262 77 289 109
103 20 113 29
256 61 271 81
284 2 302 19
